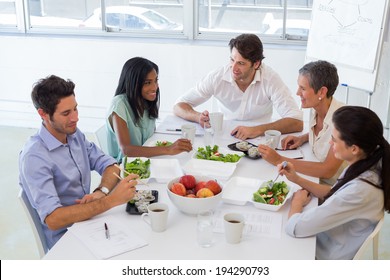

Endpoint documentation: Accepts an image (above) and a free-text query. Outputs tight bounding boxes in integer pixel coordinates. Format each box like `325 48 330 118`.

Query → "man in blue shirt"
19 75 138 250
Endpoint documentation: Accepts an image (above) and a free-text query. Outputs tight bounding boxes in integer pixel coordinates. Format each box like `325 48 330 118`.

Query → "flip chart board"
306 0 389 92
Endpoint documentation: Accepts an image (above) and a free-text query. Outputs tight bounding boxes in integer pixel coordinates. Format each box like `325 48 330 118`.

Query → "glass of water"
197 210 214 247
203 127 214 147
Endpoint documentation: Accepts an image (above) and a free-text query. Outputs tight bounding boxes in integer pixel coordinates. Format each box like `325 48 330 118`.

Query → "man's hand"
75 192 105 204
199 110 210 128
231 126 260 140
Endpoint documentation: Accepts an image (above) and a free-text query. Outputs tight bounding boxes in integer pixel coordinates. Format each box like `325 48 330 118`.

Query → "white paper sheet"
156 115 204 135
213 209 283 239
67 215 148 259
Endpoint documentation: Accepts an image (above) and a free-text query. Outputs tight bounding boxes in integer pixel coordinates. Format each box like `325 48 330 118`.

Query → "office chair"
18 189 48 258
94 124 109 154
353 216 385 260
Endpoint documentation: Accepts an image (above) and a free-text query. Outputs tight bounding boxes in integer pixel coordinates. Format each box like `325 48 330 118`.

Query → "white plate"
222 176 294 211
150 159 183 183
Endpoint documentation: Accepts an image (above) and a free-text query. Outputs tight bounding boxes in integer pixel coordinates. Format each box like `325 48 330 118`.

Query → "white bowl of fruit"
167 175 223 215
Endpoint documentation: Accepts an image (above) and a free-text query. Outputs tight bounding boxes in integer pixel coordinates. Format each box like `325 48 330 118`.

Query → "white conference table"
44 119 318 260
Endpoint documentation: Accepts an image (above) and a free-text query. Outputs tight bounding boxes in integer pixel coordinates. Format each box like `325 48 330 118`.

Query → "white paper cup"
141 203 169 232
209 112 224 132
181 124 196 143
223 213 245 244
264 130 281 149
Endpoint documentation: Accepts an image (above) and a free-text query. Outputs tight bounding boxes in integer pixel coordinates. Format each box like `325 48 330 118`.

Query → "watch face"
100 187 109 194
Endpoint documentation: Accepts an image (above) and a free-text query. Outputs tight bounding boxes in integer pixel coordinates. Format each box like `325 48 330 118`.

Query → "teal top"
106 94 155 162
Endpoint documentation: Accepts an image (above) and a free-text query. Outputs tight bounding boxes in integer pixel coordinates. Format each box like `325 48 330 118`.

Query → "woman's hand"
288 189 312 218
278 161 301 184
281 135 304 150
167 138 193 155
257 144 283 165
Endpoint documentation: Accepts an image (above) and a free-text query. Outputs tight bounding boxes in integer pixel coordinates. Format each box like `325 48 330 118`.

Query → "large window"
0 0 18 29
0 0 313 43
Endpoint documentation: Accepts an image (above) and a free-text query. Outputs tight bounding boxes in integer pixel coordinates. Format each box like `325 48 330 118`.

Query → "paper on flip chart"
213 210 283 239
68 215 148 259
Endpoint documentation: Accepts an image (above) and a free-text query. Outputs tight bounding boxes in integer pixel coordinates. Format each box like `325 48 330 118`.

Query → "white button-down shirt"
176 63 303 122
309 98 347 185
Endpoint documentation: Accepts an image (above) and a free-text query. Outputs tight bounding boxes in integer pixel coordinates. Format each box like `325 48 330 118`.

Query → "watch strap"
93 186 109 196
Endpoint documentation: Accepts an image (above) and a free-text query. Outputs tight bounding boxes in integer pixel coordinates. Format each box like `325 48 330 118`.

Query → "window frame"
0 0 311 46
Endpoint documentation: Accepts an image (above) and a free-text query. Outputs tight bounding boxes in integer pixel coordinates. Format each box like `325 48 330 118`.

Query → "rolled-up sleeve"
266 71 303 121
85 137 117 175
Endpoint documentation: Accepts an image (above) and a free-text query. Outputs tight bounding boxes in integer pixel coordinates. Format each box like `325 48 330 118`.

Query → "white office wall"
0 35 389 139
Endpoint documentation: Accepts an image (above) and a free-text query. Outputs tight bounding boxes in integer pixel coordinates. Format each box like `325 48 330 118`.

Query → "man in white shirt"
173 33 303 140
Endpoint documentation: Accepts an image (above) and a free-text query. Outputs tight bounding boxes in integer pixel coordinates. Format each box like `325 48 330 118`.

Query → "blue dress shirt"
19 125 117 249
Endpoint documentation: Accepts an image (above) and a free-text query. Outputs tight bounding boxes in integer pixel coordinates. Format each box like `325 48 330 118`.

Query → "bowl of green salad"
183 145 244 181
123 157 151 183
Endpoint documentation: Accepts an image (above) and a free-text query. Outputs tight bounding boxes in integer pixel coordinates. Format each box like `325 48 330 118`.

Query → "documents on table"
156 115 204 135
213 210 283 239
67 215 148 259
274 148 304 159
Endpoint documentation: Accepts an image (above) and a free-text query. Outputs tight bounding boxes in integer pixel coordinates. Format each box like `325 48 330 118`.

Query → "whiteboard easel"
306 0 389 95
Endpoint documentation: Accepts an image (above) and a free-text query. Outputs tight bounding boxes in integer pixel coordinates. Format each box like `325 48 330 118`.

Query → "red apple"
196 188 214 198
171 182 186 196
195 181 207 193
205 180 222 195
179 175 196 189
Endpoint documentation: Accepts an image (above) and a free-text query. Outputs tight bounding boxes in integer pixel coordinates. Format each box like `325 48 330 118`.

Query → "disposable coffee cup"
264 130 281 149
223 213 245 244
141 203 169 232
209 112 224 132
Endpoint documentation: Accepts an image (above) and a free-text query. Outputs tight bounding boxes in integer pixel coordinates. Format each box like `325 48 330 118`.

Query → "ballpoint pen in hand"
104 222 110 240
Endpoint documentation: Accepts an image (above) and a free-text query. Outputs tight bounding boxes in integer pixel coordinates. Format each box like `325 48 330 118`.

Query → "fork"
268 161 287 187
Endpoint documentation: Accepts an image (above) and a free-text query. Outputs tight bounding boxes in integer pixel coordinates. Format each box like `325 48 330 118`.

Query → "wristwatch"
93 186 109 196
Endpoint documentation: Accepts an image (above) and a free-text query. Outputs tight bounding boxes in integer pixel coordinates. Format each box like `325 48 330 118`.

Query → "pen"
166 128 181 132
104 222 110 240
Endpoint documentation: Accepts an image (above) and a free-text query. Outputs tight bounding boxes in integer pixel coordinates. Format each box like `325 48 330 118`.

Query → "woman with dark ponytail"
280 106 390 259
